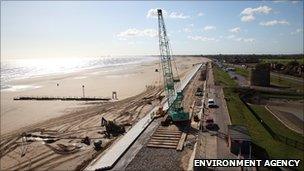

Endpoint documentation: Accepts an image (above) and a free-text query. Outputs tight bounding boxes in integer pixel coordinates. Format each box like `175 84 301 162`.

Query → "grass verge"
235 67 250 78
270 74 303 92
213 64 237 87
230 64 303 92
250 104 303 142
213 64 304 170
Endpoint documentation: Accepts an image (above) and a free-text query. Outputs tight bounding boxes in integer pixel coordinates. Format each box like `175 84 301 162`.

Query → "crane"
157 9 189 122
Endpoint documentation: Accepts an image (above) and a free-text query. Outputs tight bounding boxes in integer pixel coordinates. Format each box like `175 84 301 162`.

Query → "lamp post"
82 85 85 98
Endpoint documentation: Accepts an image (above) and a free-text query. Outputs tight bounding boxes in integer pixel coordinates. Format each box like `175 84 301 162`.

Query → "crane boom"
157 9 189 122
157 9 175 108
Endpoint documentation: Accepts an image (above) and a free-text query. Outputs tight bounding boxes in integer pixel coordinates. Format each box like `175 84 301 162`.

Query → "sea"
1 56 158 91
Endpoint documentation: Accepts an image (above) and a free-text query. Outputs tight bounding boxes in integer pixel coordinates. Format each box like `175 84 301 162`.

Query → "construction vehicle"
101 117 125 137
195 87 204 96
157 9 189 123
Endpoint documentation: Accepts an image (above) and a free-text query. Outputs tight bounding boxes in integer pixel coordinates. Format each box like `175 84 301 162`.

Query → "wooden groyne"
13 96 111 101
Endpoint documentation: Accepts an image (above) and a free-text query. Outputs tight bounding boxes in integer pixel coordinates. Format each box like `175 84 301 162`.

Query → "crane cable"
168 39 181 89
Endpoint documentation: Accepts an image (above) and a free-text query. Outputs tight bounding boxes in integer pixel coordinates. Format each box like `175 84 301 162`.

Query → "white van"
207 98 216 108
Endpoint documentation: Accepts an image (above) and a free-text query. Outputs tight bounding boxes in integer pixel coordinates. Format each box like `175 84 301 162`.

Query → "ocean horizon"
1 56 158 91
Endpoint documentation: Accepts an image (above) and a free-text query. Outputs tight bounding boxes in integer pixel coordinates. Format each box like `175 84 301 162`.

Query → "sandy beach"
0 56 208 170
1 56 205 134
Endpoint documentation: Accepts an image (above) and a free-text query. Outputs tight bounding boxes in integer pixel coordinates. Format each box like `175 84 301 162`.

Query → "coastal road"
206 64 236 159
194 62 239 171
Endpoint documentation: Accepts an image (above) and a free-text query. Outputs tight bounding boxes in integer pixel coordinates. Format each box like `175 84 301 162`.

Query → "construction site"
1 6 303 171
0 9 225 171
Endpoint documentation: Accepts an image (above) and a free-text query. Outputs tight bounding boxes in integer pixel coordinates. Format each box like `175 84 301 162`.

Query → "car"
205 123 220 131
207 98 217 108
206 117 214 124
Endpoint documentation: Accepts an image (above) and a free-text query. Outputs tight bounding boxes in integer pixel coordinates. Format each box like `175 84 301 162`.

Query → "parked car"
206 117 214 124
207 98 217 108
205 123 219 131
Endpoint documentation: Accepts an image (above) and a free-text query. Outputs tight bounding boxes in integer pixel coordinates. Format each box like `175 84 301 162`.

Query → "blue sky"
1 1 303 59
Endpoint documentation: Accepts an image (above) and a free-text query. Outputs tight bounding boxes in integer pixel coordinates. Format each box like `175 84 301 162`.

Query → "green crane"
157 9 189 122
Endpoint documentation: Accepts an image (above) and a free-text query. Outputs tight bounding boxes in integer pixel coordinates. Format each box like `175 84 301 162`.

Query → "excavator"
156 9 189 125
101 117 125 137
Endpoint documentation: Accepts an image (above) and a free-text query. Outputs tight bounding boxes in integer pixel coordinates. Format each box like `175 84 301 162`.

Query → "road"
227 71 249 87
194 62 239 171
206 63 237 159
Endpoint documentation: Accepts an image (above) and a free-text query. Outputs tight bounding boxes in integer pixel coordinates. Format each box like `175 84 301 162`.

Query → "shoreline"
1 57 205 135
0 57 209 170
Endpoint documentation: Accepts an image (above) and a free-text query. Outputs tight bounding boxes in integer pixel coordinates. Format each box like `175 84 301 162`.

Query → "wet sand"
1 57 205 134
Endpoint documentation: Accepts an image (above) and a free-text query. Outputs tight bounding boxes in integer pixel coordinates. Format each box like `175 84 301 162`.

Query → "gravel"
126 147 183 171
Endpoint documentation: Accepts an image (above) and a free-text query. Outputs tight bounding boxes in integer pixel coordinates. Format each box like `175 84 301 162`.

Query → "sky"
1 1 303 59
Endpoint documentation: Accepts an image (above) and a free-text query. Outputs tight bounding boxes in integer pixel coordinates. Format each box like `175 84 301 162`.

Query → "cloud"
240 6 272 22
117 28 158 39
241 15 255 22
197 12 204 16
235 37 255 43
229 27 241 33
226 35 236 39
183 28 191 33
127 41 135 45
243 38 255 43
146 8 189 19
203 25 216 31
273 0 300 4
241 6 272 16
169 12 190 19
291 28 303 35
296 28 303 32
188 36 219 42
259 20 290 26
146 8 166 18
226 35 255 43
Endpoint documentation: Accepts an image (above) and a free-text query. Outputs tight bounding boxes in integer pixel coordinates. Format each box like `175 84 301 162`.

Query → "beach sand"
1 57 205 134
0 56 210 170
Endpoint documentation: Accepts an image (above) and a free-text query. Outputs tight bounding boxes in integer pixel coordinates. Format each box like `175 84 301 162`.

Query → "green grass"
271 74 304 92
230 65 303 92
223 87 304 170
250 104 303 142
213 65 304 170
235 67 250 78
260 92 304 100
213 65 237 87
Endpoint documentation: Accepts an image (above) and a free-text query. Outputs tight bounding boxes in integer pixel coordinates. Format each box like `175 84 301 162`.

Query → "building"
250 63 270 87
228 125 252 159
